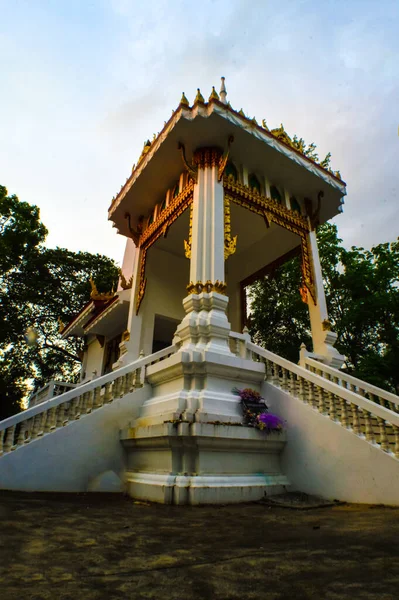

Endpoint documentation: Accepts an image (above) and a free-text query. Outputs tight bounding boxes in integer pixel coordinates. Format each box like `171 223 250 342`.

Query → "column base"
121 422 288 505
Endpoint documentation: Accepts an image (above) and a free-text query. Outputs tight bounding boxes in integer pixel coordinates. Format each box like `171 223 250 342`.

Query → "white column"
304 230 345 368
175 147 232 356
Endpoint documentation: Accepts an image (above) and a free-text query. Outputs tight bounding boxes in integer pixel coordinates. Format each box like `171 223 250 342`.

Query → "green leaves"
0 185 119 419
249 223 399 394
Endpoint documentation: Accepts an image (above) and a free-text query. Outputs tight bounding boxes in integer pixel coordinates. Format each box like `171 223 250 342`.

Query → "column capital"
193 147 223 170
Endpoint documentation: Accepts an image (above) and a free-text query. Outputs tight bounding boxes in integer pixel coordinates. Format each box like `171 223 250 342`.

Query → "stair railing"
228 332 399 458
303 356 399 413
0 344 176 456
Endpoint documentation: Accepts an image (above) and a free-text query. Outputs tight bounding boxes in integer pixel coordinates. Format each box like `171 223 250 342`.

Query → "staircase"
0 345 176 491
1 334 398 504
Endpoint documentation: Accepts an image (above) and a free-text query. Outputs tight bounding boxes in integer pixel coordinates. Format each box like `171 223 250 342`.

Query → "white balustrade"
229 336 399 457
0 344 176 456
304 357 399 412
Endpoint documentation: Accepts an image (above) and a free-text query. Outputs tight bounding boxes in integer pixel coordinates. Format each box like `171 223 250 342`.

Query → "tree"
248 223 399 394
0 185 119 419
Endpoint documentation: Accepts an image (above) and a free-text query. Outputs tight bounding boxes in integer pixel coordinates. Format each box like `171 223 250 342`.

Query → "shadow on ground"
0 491 398 600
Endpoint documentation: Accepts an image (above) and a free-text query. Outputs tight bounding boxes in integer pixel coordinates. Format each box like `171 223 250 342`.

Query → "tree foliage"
249 223 399 394
0 185 119 419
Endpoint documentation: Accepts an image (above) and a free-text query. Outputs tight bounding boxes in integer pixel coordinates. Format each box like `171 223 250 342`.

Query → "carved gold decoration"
194 88 205 104
180 92 189 106
217 135 234 181
178 142 198 183
224 197 237 260
299 284 308 304
270 123 293 147
223 177 317 304
261 119 269 131
322 319 332 331
125 213 143 245
193 147 223 170
122 330 130 342
209 86 219 101
138 139 152 163
119 269 133 290
135 182 194 314
186 280 227 295
184 203 193 259
89 277 115 302
57 316 65 333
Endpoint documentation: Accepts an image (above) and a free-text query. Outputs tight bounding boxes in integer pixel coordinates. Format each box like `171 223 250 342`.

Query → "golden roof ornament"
219 76 227 104
194 88 205 104
89 277 115 302
138 139 152 163
238 108 245 117
209 86 219 101
180 92 189 107
261 119 269 131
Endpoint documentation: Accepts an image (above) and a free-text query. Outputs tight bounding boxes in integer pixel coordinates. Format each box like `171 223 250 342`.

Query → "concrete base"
121 422 288 504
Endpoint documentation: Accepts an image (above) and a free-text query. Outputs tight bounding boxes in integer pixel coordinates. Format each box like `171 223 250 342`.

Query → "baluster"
351 403 361 435
124 373 131 395
136 365 143 388
339 398 350 428
362 410 375 442
119 376 125 398
394 425 399 459
16 421 27 445
0 429 4 454
43 407 55 433
74 395 83 419
4 426 16 452
31 414 41 439
85 390 94 413
129 371 136 393
298 377 306 403
271 363 279 386
288 371 296 396
263 359 271 381
281 368 288 391
36 411 47 436
328 392 337 421
377 417 390 452
104 381 113 403
56 403 66 427
23 418 33 443
68 397 78 420
307 381 314 408
80 393 87 414
317 386 327 414
92 386 102 409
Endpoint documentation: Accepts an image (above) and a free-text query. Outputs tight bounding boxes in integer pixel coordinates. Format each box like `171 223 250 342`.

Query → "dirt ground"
1 491 398 600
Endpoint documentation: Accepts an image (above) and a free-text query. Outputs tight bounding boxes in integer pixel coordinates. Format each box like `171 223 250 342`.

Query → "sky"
1 0 398 266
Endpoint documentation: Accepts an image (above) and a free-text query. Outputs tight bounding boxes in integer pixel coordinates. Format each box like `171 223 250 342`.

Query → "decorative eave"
83 289 130 335
108 95 346 225
60 302 96 338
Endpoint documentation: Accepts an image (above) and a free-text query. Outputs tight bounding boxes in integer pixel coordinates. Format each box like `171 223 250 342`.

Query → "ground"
1 492 398 600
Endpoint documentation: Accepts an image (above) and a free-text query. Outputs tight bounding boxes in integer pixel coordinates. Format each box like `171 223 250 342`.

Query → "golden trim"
135 183 194 314
193 147 223 170
224 197 237 260
186 280 227 295
223 177 317 304
89 277 115 302
217 135 234 181
184 203 193 259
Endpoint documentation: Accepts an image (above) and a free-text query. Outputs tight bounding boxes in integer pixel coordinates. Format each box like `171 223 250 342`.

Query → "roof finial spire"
220 76 227 104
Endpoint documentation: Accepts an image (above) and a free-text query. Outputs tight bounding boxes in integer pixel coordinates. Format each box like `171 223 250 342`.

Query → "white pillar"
174 147 232 356
304 230 345 368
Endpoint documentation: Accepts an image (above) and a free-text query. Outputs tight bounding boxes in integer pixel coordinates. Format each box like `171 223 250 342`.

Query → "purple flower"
257 413 284 429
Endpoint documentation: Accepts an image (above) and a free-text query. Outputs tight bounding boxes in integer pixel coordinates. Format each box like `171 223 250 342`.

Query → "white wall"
262 381 399 506
0 386 151 493
138 247 189 355
84 336 105 381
